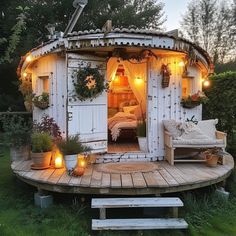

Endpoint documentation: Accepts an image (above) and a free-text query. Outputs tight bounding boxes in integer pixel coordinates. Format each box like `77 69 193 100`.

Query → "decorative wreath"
73 67 109 101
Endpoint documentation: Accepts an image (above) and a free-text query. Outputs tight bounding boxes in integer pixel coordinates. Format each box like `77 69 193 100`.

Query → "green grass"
0 147 236 236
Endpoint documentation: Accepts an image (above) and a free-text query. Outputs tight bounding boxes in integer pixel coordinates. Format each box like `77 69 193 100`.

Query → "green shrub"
137 120 146 137
0 114 32 148
31 132 53 153
203 71 236 146
57 135 90 156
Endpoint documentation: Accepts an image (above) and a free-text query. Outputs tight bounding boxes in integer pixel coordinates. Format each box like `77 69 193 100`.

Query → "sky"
161 0 190 31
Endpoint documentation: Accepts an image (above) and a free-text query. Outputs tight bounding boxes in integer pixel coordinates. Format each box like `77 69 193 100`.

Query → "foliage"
0 6 28 64
32 92 49 109
73 67 109 101
33 115 62 141
31 132 53 153
137 120 146 137
203 72 236 145
0 114 32 148
181 0 235 63
57 135 90 156
181 91 208 108
18 76 32 98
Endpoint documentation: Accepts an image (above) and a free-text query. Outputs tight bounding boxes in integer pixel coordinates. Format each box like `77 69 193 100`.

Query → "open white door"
67 53 107 153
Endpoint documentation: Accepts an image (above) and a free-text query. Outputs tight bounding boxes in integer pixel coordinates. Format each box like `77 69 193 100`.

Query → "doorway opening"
107 58 147 153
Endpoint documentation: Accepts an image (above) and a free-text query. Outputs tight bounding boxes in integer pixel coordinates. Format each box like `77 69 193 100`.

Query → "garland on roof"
73 67 109 101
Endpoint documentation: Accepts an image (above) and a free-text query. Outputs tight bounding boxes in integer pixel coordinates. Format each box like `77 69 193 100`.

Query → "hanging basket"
181 101 201 109
33 101 49 109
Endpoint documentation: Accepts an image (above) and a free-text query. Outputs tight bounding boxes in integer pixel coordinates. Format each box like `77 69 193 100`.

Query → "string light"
26 55 32 62
203 80 210 87
178 61 185 67
23 72 27 78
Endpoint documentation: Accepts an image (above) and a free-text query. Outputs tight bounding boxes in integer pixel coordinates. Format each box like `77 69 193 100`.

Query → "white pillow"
197 119 218 139
123 105 138 114
178 122 211 140
163 120 182 139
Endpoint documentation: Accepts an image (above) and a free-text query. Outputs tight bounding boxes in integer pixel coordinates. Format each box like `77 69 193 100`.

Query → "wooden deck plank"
143 171 168 187
159 169 179 186
151 170 169 187
100 173 111 187
80 166 93 187
121 174 133 188
58 171 71 184
90 171 102 188
131 172 146 188
11 160 24 170
92 197 183 208
69 176 82 186
47 168 65 184
160 162 189 185
37 168 55 182
92 218 188 230
111 174 121 188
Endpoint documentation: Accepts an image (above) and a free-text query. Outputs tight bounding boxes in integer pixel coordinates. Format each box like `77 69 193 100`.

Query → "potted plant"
204 147 222 167
0 114 32 162
31 132 53 169
181 91 208 109
32 92 49 109
57 135 90 174
137 120 147 152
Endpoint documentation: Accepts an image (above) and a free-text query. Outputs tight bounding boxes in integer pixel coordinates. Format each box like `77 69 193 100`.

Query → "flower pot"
33 101 49 109
31 151 52 168
138 137 147 152
10 146 30 162
64 154 78 171
181 101 200 109
205 154 219 167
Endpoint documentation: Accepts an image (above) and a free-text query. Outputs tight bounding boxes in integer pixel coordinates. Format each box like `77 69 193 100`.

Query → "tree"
181 0 235 64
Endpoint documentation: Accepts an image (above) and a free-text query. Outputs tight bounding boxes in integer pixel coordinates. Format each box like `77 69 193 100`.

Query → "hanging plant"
73 67 109 101
161 64 171 88
32 92 49 109
181 91 208 109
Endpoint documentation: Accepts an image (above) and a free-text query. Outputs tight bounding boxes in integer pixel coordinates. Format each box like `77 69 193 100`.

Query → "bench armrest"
216 131 227 139
164 130 173 147
216 130 227 147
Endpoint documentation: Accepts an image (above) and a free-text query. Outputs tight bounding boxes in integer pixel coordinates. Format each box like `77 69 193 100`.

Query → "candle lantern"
55 156 63 169
78 154 87 168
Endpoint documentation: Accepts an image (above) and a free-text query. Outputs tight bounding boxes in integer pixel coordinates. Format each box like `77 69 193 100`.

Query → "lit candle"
55 156 63 169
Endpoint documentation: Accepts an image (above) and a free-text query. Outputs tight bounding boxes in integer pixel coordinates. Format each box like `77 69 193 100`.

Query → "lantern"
55 156 63 169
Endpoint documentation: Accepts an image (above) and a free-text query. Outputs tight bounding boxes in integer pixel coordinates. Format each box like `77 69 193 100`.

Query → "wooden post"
99 208 106 220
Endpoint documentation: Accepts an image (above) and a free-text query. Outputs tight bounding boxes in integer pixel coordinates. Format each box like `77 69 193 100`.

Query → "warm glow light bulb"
135 77 143 85
26 55 32 62
203 80 210 87
23 72 27 78
178 61 185 67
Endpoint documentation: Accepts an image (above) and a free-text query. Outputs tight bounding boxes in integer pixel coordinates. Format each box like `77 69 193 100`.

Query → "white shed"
18 28 213 162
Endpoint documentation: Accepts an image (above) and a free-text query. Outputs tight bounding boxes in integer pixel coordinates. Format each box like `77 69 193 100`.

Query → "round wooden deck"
11 154 234 195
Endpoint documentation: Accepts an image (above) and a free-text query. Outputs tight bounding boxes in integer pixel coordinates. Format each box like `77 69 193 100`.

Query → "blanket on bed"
108 112 137 141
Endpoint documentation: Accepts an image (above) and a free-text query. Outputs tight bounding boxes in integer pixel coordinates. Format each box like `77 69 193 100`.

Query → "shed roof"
18 28 214 76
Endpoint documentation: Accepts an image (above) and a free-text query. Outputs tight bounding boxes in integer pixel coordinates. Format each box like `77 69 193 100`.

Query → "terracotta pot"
206 154 219 167
10 146 30 162
31 151 52 168
73 167 85 176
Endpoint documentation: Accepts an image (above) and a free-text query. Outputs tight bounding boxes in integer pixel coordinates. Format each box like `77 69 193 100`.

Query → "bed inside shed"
107 57 147 153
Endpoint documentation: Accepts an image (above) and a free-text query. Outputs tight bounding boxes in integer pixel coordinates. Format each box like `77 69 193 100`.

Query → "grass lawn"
0 147 236 236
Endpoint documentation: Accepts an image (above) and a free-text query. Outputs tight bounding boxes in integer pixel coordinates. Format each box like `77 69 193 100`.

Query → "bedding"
108 112 137 141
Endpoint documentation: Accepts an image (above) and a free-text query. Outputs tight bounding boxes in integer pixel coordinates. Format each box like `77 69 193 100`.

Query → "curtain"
122 59 147 113
107 57 147 113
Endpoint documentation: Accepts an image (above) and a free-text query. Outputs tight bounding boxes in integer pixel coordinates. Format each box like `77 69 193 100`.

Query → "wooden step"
92 197 183 209
92 218 188 230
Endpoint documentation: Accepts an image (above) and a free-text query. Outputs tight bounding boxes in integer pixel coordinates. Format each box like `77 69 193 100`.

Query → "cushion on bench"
173 139 224 145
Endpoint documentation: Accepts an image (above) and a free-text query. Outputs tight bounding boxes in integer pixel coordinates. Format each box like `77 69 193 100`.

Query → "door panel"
67 54 107 153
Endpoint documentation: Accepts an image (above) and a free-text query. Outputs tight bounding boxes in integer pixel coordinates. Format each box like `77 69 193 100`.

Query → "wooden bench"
91 197 188 230
164 130 227 165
